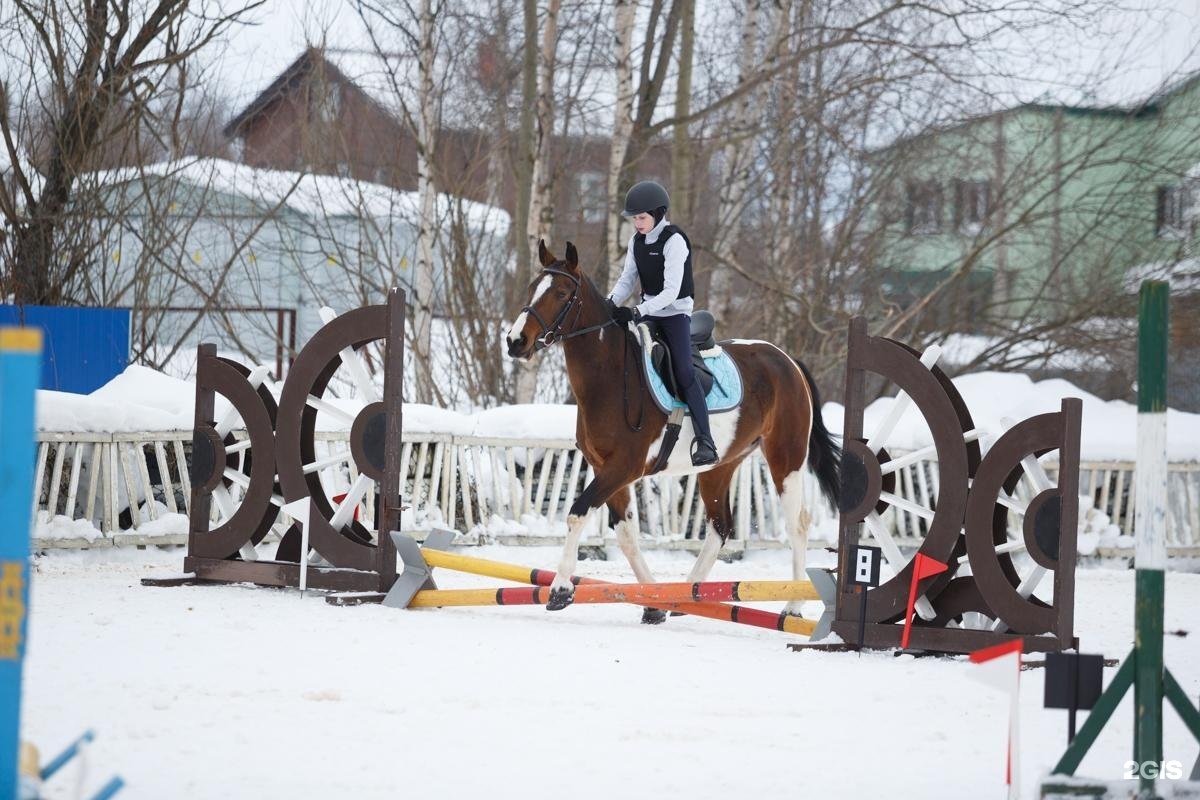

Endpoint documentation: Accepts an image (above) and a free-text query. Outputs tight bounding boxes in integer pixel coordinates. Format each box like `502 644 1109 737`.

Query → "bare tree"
603 0 637 280
0 0 262 305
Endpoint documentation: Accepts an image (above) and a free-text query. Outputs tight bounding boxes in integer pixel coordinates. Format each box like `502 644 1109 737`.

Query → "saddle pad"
640 335 743 415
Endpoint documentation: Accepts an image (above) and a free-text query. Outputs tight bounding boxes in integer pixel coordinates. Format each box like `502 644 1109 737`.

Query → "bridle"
518 267 614 353
517 266 646 432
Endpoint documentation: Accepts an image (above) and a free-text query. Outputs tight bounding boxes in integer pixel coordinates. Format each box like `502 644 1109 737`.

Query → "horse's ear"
564 241 579 271
538 239 555 267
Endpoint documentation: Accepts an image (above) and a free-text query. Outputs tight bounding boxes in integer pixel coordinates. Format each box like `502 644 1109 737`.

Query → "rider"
606 180 718 467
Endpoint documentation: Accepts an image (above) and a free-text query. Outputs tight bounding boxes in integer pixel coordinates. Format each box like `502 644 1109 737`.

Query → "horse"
505 240 840 623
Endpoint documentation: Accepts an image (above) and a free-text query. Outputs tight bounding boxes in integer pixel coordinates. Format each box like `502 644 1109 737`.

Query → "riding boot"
682 380 718 466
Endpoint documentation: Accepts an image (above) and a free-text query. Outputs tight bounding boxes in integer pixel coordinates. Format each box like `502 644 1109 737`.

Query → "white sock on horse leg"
685 521 723 582
552 512 590 591
615 514 656 584
780 469 812 616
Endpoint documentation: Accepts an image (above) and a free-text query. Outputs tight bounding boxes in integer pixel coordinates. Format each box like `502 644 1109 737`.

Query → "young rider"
606 180 718 467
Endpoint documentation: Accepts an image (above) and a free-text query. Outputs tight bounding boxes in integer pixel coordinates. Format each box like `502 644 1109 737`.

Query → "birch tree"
603 0 637 282
412 0 440 403
512 0 560 403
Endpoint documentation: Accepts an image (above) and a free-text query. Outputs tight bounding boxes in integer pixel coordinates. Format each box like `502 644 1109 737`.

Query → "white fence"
30 429 1200 554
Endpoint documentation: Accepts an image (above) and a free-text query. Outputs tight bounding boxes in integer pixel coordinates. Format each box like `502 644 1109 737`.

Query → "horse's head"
506 239 584 359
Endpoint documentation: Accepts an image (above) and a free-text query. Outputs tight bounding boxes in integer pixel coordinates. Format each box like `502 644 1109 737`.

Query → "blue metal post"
0 328 42 800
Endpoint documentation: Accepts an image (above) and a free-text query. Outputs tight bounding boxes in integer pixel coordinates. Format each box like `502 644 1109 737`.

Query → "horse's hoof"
783 601 806 619
546 586 574 611
641 607 667 625
669 610 685 617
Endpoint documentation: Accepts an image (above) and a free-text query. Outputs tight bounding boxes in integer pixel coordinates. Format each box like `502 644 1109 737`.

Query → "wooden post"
0 328 42 800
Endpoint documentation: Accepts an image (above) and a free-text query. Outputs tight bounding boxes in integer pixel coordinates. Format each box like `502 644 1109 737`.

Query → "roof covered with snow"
85 157 510 237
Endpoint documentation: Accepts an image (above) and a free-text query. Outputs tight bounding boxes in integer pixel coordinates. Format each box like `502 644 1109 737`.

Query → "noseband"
519 267 613 353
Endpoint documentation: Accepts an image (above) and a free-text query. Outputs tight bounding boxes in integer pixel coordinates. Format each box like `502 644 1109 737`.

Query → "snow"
19 545 1200 799
36 366 231 433
472 404 577 439
85 158 511 237
826 371 1200 463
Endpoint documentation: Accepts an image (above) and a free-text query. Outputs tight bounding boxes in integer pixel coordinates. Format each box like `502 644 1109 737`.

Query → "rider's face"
631 212 655 234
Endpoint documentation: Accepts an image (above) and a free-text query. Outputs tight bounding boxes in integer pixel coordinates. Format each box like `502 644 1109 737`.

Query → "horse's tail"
793 357 841 514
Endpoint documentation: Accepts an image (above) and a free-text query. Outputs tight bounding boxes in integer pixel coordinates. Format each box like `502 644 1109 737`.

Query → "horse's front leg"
546 470 629 611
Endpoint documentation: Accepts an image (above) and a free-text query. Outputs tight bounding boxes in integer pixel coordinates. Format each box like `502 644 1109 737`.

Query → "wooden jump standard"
382 530 837 638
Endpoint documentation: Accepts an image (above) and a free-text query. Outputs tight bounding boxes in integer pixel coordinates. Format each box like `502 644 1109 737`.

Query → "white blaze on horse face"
644 407 742 476
506 275 553 344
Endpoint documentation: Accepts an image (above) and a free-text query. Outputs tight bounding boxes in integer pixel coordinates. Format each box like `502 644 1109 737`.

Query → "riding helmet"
622 180 670 217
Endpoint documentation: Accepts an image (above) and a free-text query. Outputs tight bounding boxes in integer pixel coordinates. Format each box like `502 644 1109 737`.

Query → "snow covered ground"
20 545 1200 800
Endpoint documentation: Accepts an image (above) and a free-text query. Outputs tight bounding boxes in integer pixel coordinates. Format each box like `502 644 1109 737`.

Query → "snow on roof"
85 157 510 237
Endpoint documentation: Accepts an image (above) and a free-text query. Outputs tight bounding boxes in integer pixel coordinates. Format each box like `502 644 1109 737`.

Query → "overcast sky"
206 0 1200 116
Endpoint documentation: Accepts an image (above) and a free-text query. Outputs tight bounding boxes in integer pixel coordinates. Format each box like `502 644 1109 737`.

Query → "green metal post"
1134 280 1168 799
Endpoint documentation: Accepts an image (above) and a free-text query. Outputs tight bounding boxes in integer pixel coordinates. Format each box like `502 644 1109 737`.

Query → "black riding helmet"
622 180 670 218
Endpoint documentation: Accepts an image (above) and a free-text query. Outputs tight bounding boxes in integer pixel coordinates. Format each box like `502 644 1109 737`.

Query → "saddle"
644 310 718 401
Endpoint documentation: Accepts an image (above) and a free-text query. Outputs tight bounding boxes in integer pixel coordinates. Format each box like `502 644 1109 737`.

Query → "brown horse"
505 241 840 622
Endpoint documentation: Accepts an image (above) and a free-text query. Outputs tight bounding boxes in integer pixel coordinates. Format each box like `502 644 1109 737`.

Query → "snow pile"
37 366 231 433
1075 495 1130 556
473 404 577 439
825 371 1200 463
34 514 104 543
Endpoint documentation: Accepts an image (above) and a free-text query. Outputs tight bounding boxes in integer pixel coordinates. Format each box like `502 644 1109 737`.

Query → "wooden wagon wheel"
839 336 982 625
187 349 280 561
274 304 395 570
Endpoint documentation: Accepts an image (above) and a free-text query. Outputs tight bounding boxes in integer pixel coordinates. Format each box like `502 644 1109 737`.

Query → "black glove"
612 305 638 325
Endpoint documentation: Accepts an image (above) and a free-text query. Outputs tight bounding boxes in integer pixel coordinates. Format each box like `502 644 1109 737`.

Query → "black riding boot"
682 380 718 466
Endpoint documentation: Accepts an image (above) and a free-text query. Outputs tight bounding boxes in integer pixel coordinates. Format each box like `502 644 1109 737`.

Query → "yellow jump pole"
417 547 817 636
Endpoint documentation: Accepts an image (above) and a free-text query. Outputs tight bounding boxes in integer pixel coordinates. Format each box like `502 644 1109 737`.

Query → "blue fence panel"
0 305 130 393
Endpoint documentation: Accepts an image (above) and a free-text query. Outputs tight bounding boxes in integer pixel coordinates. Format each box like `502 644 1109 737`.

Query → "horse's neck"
562 279 628 412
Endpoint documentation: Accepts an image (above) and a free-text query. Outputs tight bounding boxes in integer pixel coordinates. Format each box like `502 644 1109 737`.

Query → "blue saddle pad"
640 335 743 415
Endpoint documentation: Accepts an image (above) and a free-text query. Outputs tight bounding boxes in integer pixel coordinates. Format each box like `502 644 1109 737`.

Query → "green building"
872 74 1200 329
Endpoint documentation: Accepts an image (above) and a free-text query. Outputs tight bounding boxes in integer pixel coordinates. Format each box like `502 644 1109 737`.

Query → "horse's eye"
554 289 568 299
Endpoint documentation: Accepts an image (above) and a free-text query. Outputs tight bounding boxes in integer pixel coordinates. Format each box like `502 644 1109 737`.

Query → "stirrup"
690 436 718 466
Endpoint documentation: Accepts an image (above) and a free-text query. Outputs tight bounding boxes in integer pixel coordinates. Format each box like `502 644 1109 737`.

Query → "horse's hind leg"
606 486 664 624
609 486 654 583
762 432 813 617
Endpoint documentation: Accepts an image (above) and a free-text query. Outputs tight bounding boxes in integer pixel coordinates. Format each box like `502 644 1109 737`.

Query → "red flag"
331 492 361 522
900 553 949 649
